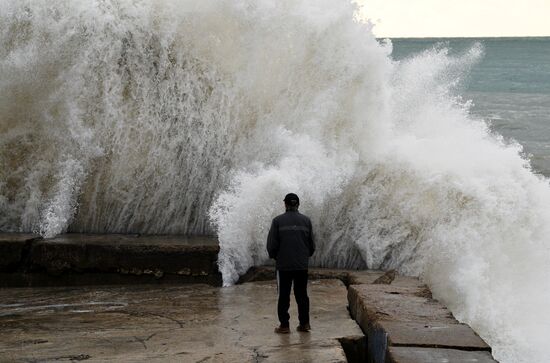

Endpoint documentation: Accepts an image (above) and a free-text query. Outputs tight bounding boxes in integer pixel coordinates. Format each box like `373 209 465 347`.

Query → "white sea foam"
1 1 549 361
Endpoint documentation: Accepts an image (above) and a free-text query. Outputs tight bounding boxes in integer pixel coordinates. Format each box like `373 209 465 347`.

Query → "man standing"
267 193 315 334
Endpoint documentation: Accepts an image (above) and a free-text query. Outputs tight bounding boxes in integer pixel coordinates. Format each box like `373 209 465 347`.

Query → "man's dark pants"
277 270 309 327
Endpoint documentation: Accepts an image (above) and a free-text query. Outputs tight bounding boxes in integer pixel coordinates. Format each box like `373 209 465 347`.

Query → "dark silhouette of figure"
267 193 315 334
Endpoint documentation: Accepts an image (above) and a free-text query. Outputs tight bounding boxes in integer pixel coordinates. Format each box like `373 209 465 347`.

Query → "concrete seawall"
0 233 221 287
0 233 497 362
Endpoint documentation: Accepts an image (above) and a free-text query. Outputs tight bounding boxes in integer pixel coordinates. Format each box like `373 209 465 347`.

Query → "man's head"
284 193 300 211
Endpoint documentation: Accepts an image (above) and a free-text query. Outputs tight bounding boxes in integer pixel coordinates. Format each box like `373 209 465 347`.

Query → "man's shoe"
274 325 290 334
296 323 311 332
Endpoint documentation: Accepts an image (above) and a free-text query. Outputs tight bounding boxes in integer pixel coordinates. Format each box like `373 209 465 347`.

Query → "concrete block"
382 321 490 351
0 233 40 271
387 346 496 363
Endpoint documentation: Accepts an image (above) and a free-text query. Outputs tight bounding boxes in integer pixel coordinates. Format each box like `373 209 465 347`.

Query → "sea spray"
0 0 236 236
0 1 549 361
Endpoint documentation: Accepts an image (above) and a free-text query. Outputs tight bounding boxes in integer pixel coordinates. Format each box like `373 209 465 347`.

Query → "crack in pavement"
133 332 157 350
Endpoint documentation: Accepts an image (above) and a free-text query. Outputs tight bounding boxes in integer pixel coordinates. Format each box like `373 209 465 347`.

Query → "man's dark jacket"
267 210 315 271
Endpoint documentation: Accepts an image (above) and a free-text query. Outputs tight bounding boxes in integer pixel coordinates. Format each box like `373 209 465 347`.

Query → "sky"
356 0 550 38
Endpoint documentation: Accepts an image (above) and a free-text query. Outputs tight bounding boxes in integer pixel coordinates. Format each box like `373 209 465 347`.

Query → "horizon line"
375 35 550 40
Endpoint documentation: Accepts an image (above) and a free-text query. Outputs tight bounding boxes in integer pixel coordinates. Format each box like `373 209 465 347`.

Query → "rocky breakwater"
0 233 221 286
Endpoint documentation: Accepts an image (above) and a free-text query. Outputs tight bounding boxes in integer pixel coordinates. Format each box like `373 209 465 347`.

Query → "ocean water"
391 37 550 176
1 1 549 362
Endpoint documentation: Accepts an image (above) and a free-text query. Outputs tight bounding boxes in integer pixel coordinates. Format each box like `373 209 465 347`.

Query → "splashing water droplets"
1 1 549 362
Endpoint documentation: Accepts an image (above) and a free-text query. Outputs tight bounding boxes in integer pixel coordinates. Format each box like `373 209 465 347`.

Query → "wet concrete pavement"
0 279 361 362
0 234 498 362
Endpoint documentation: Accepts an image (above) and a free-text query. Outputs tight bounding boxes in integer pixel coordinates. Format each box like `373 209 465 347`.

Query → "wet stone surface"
0 279 361 362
